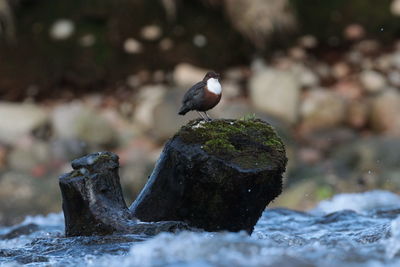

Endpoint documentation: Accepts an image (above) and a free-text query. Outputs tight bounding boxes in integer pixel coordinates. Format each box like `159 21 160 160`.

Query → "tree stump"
130 119 287 233
59 152 189 236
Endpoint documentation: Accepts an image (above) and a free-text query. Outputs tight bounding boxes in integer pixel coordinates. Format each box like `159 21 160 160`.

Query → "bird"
178 71 222 121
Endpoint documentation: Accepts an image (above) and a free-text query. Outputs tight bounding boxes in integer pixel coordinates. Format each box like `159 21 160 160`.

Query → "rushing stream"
2 190 400 266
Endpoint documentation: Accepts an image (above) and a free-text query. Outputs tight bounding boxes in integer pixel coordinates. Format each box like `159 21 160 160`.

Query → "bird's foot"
197 111 208 121
204 112 213 122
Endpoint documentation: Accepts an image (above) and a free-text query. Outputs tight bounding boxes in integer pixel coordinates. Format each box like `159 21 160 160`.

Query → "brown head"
203 71 220 82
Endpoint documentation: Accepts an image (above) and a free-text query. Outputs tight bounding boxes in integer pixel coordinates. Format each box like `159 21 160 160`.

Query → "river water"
2 190 400 266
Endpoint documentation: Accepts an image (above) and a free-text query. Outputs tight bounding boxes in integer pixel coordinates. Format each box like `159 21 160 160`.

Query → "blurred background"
1 0 400 225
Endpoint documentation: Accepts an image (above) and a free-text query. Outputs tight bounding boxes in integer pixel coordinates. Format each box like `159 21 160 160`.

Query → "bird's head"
203 71 220 81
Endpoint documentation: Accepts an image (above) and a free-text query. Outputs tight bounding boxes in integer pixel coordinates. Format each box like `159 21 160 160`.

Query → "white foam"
89 231 283 267
312 190 400 214
18 212 64 227
386 216 400 259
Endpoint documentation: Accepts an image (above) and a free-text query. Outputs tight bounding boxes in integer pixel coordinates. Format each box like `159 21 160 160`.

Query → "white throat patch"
206 78 222 95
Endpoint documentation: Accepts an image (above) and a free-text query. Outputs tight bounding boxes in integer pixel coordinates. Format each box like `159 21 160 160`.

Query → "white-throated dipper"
178 71 222 121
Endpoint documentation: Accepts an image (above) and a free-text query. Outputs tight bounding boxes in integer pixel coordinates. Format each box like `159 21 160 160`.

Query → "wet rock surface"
130 119 287 233
59 151 190 237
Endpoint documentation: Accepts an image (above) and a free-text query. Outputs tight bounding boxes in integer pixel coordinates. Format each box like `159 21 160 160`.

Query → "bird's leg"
204 112 213 121
197 111 207 121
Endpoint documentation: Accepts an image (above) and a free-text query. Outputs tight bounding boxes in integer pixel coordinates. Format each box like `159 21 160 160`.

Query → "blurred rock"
289 46 307 60
0 102 49 145
332 62 351 79
151 88 197 141
159 38 174 51
220 80 241 99
359 70 387 93
224 67 248 81
314 63 331 80
298 147 322 165
302 128 357 154
51 138 88 162
375 54 392 72
79 34 96 47
332 137 400 190
118 140 158 203
212 100 254 120
224 0 295 48
291 64 319 87
133 85 167 131
370 89 400 135
249 68 300 123
300 89 346 131
1 223 39 239
346 50 363 65
51 102 117 147
140 25 162 41
354 40 380 55
123 38 143 54
193 34 207 47
49 19 74 40
0 144 6 169
173 63 207 88
0 171 60 225
333 80 363 100
388 71 400 87
390 51 400 69
347 99 369 129
8 140 51 174
344 24 365 40
391 0 400 16
298 35 318 49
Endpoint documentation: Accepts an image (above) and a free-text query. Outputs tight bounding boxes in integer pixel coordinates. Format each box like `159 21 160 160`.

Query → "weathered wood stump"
130 119 287 233
59 152 190 236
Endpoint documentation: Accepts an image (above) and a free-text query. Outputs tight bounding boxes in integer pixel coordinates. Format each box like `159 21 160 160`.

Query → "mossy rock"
130 118 287 233
178 118 285 169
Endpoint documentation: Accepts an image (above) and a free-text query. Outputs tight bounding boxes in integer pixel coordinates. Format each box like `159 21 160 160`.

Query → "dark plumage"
178 71 222 121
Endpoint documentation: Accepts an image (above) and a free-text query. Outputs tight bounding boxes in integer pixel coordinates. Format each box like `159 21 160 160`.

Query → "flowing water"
2 190 400 266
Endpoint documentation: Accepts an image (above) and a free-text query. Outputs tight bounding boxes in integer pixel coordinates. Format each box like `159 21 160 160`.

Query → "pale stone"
300 89 346 131
141 25 162 40
332 62 351 79
173 63 207 88
124 38 143 54
49 19 74 40
344 24 365 40
249 68 300 123
51 102 117 146
133 85 167 131
0 102 49 145
298 35 318 49
359 70 387 93
370 89 400 135
391 0 400 16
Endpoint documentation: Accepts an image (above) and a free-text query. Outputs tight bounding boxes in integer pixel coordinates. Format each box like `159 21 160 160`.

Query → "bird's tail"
178 105 189 115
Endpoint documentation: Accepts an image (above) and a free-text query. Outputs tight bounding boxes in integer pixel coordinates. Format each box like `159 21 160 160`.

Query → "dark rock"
0 223 39 240
59 151 190 237
130 119 287 233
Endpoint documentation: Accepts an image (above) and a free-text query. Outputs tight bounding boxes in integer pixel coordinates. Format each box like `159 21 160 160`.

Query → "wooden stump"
59 152 189 236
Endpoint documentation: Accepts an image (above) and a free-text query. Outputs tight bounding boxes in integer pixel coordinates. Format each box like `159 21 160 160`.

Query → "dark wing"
182 81 206 107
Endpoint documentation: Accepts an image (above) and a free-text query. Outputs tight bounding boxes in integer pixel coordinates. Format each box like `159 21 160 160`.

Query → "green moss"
204 139 237 154
178 118 286 169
